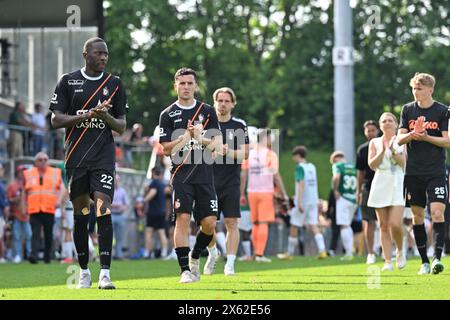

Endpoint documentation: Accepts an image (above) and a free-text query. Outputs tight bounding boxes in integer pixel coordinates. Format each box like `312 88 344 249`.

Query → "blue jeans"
111 214 125 258
13 220 32 259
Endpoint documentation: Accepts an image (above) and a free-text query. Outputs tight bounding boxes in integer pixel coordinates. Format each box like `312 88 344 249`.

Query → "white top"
295 162 319 206
367 136 405 208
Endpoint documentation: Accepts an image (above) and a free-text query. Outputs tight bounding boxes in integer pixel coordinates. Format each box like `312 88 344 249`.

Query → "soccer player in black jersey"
397 73 449 275
159 68 223 283
202 87 249 276
50 38 127 289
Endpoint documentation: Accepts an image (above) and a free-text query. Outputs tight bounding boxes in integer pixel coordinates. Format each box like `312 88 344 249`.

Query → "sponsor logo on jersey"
68 80 84 86
50 93 58 104
159 127 167 137
408 119 439 131
103 86 109 96
174 199 181 209
198 114 204 123
76 109 106 129
174 119 182 123
169 110 182 118
75 89 83 93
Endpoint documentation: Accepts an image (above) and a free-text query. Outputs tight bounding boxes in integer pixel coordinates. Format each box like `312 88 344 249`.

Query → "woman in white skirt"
368 112 407 271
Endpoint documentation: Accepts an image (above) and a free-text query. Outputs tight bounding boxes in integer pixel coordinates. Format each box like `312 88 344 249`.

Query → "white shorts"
336 197 357 226
0 217 5 238
403 207 412 219
289 204 319 227
238 210 252 232
60 209 74 230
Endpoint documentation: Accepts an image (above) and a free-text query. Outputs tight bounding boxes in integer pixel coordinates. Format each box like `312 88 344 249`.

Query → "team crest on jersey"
103 87 109 96
174 199 181 209
198 114 204 123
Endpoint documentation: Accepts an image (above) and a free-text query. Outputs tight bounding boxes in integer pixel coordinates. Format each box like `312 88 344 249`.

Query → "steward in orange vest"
22 152 65 264
24 164 63 215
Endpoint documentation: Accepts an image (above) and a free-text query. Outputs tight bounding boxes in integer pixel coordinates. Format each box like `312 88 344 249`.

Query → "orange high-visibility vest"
24 166 62 215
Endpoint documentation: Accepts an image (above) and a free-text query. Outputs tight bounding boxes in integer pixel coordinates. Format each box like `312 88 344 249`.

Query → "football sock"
74 214 89 269
216 231 227 255
340 226 353 256
413 224 430 264
241 240 251 257
433 222 445 260
254 224 268 256
287 236 297 256
315 233 326 254
175 247 190 273
97 215 113 269
192 231 213 259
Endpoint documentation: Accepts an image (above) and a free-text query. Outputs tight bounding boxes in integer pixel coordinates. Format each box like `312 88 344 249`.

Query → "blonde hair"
213 87 237 104
329 150 345 164
409 72 435 88
379 112 398 126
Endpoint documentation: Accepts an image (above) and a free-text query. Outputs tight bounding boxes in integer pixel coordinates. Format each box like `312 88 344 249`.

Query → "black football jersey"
159 100 221 185
49 68 128 169
213 117 249 189
399 101 449 176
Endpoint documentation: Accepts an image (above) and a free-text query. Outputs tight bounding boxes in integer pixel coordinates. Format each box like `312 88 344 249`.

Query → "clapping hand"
411 116 428 141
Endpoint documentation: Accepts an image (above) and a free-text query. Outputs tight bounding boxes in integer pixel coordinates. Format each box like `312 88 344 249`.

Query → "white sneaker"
255 256 272 263
396 250 406 270
366 253 376 265
98 276 116 289
382 262 394 271
340 254 354 261
76 270 92 289
203 249 219 275
224 264 235 276
0 258 6 263
418 263 431 275
188 252 201 280
179 270 198 283
238 255 253 261
13 255 22 264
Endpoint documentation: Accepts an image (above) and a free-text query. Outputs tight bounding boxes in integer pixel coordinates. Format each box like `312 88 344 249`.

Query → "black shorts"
404 175 448 208
146 214 167 230
216 185 241 218
360 187 377 221
351 220 363 233
172 183 218 224
67 167 115 201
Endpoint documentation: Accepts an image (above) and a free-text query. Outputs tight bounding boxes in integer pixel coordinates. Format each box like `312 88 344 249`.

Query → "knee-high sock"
175 247 190 273
340 227 354 256
287 236 297 256
241 240 252 257
433 222 445 261
97 215 113 270
191 231 213 259
314 233 326 254
74 215 89 269
413 224 430 264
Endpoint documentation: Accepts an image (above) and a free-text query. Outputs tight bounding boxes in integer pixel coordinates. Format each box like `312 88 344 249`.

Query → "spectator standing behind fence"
31 103 47 156
0 163 10 263
355 120 379 265
8 101 34 158
368 112 407 271
143 167 169 259
111 175 129 260
7 165 31 263
22 152 64 264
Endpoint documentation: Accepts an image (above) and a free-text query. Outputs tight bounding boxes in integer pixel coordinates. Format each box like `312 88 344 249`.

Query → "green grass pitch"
1 256 449 300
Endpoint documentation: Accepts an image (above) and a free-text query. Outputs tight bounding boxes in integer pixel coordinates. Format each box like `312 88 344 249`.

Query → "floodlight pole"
333 0 354 162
